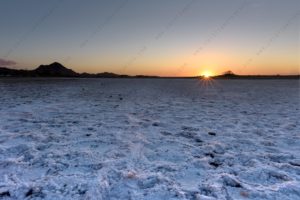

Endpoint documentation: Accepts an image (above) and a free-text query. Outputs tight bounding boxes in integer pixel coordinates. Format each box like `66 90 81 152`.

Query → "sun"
201 71 213 79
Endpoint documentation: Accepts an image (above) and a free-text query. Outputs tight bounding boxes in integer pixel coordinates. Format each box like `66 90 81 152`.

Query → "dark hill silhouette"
0 62 156 78
214 70 238 78
0 67 33 77
0 62 78 77
223 70 236 76
79 72 130 78
34 62 78 77
213 70 299 79
95 72 120 78
0 63 299 79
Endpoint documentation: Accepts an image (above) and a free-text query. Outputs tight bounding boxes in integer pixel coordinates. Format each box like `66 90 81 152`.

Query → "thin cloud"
0 58 17 67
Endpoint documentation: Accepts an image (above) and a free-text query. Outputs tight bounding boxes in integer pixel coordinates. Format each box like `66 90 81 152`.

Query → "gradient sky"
0 0 299 76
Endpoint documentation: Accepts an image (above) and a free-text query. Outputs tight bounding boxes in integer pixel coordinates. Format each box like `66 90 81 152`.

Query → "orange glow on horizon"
201 71 214 78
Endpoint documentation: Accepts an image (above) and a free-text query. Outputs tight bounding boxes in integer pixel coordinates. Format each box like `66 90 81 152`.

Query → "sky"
0 0 299 76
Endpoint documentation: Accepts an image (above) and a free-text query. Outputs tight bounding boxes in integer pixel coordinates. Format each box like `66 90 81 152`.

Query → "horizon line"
1 62 299 77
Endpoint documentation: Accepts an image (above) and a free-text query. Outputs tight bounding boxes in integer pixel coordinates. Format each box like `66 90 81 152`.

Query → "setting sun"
201 71 213 78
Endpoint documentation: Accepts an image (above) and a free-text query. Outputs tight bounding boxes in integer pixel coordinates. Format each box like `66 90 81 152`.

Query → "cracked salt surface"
0 78 299 200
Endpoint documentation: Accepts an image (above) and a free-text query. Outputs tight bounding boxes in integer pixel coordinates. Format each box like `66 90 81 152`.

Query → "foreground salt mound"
0 79 299 199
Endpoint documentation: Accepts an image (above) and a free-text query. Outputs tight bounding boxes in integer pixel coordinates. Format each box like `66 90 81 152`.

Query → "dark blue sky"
0 0 299 76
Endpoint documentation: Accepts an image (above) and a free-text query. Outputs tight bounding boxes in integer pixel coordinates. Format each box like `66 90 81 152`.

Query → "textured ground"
0 78 299 200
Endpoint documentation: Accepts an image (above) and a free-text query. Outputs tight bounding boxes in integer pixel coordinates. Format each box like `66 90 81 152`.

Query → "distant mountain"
0 63 299 79
95 72 121 78
213 74 300 79
79 72 130 78
0 62 78 77
0 67 33 77
212 70 300 79
0 62 157 78
34 62 78 77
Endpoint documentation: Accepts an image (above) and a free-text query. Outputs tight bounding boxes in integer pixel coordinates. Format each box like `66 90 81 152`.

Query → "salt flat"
0 78 299 200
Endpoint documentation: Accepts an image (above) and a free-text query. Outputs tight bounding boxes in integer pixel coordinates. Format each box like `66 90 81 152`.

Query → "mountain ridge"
0 62 299 79
0 62 159 78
